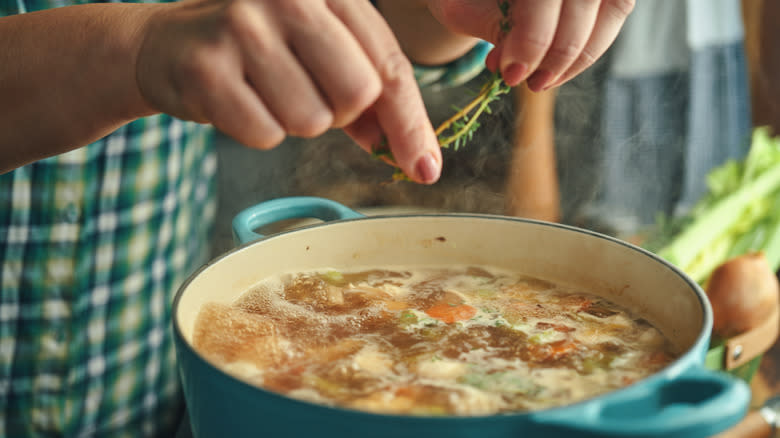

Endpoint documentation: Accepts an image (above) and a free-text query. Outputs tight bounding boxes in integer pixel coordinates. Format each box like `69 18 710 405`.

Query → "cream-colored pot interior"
176 215 706 355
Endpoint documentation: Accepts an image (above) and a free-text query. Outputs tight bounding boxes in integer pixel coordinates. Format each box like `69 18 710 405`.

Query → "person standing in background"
568 0 751 237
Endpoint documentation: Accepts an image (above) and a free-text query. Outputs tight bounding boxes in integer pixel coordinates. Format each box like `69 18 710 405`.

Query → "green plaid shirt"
0 112 216 437
0 1 217 430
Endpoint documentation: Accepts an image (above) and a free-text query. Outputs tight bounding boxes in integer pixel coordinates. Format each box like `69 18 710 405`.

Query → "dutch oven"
173 196 751 438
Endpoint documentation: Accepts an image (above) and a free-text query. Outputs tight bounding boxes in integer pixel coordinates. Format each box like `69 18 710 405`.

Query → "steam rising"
291 69 517 215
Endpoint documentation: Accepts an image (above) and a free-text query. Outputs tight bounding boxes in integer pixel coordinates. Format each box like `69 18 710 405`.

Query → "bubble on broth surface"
192 302 283 368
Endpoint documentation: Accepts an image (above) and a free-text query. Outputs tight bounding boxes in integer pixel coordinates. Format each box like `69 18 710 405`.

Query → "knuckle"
578 46 598 67
249 126 286 150
348 77 382 110
175 52 221 120
223 1 273 55
286 109 334 138
521 34 554 54
376 50 414 90
178 49 216 86
277 0 314 22
223 0 254 32
547 41 582 65
331 78 381 127
604 0 636 19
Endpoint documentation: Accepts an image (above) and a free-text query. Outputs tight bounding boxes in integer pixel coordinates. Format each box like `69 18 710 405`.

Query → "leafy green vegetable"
645 127 780 284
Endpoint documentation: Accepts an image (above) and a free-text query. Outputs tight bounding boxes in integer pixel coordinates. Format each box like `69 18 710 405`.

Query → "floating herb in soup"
192 266 678 416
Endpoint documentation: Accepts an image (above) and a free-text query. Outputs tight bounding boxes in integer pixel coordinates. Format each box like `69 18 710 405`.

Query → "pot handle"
536 365 751 437
232 197 364 244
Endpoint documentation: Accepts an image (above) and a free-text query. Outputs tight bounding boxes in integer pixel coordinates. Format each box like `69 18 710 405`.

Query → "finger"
343 107 381 154
237 4 334 138
285 1 382 128
547 0 635 89
485 44 502 73
526 0 600 92
212 81 286 149
499 0 563 86
329 0 442 184
187 50 285 149
343 109 406 171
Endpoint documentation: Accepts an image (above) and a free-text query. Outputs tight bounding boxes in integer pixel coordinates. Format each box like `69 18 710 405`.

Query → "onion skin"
705 252 780 338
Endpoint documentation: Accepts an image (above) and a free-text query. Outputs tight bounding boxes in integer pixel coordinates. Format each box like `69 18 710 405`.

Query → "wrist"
119 3 167 120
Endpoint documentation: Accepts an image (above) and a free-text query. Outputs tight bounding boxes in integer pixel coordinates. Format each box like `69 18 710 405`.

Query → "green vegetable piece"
459 371 539 395
653 127 780 283
319 270 346 285
399 310 419 325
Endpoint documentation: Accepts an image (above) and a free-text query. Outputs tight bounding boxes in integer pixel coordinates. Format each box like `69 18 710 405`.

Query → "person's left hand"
425 0 635 91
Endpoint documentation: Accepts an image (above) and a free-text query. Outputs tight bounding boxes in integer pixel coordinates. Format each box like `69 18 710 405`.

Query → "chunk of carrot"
528 339 579 362
549 340 578 358
425 303 477 323
646 350 671 366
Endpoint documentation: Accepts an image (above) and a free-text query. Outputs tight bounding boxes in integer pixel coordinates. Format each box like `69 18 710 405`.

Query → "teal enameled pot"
173 197 751 438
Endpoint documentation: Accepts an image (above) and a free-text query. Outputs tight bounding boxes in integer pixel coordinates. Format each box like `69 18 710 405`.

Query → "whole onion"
706 252 780 338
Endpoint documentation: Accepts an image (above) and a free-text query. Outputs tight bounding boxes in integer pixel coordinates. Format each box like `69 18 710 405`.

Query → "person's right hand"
135 0 442 184
426 0 635 91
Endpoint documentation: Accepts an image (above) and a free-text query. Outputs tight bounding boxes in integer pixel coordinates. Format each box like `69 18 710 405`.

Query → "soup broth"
192 266 678 416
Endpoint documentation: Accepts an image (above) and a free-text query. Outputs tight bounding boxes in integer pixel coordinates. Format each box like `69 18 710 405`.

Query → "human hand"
135 0 442 184
425 0 635 91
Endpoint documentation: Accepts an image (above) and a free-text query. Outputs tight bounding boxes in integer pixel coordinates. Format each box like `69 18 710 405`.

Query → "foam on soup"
192 265 678 416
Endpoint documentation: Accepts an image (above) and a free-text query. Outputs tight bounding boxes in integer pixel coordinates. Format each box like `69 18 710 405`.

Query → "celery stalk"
652 128 780 284
657 166 780 283
762 213 780 271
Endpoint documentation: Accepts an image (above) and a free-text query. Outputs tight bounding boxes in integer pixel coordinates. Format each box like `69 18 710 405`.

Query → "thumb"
426 0 508 44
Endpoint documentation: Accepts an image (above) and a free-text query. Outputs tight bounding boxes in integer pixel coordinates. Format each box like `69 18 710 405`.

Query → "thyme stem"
436 72 509 149
435 80 494 137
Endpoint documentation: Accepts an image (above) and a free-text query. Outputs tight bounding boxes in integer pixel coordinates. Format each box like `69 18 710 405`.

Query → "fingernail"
415 152 441 184
526 69 554 92
502 63 528 87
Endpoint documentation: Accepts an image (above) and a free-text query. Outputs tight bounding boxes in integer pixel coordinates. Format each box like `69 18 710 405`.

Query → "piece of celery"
654 127 780 284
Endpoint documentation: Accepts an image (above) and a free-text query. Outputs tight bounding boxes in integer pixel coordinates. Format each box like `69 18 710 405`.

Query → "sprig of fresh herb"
436 72 511 151
373 0 513 182
372 70 511 182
